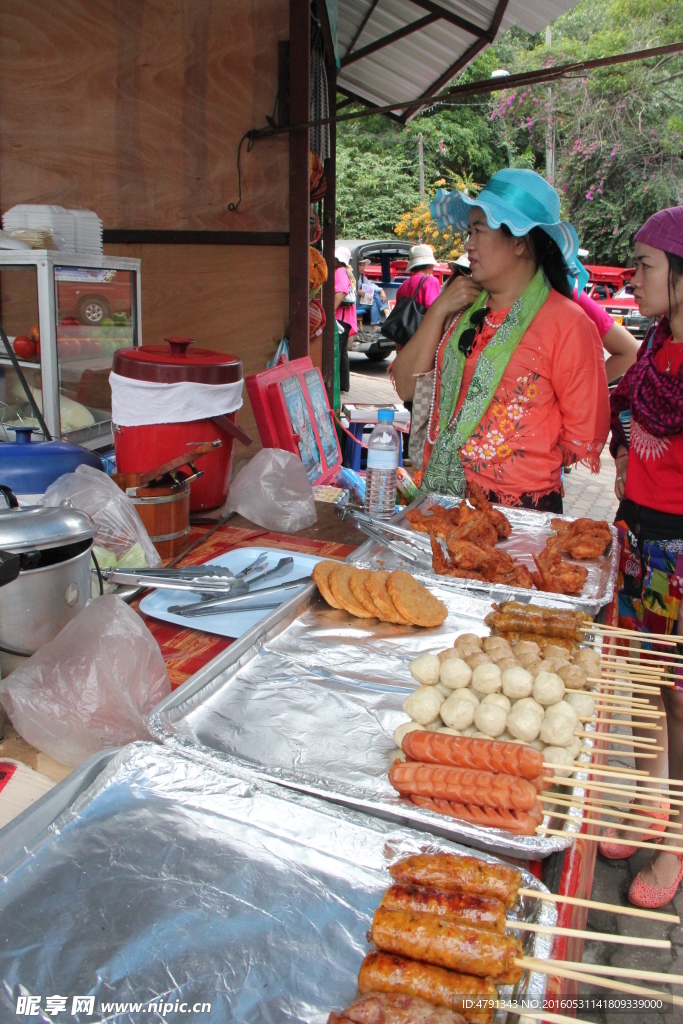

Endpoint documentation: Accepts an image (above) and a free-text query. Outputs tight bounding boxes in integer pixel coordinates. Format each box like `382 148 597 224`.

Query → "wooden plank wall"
0 0 293 454
103 243 288 454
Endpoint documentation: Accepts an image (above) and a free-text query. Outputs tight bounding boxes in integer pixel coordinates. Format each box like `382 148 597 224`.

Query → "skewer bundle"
327 852 682 1024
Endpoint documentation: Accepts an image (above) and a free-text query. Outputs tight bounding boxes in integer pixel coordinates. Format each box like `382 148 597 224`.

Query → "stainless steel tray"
150 581 594 860
0 742 555 1023
348 493 619 615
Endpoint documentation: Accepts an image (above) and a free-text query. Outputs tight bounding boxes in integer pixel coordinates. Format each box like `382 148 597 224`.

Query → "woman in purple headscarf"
599 207 683 907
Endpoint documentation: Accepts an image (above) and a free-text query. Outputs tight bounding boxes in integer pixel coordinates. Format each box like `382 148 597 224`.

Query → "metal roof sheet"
337 0 580 118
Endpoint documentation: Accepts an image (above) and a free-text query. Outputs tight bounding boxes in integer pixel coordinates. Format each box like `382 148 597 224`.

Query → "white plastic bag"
226 448 317 532
42 464 161 569
0 596 171 767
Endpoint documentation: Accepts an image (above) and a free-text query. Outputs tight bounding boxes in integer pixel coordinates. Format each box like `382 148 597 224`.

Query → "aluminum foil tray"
348 493 619 616
0 742 555 1023
150 582 594 860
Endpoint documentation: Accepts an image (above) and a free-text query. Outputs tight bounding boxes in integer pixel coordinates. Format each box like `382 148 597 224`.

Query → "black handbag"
380 275 427 348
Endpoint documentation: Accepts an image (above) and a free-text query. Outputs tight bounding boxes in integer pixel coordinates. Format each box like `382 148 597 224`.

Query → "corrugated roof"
337 0 580 119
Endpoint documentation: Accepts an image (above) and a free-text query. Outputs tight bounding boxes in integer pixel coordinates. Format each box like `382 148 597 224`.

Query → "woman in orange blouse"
393 169 610 512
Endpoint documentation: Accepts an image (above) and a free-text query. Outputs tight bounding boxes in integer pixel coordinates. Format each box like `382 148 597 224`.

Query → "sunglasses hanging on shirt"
458 307 490 358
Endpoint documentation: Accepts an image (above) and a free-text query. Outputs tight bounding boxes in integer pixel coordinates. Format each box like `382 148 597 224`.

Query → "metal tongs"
97 551 275 596
168 576 311 617
339 507 431 565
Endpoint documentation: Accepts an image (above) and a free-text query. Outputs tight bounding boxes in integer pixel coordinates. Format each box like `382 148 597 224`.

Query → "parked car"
597 283 651 340
337 239 452 362
583 264 634 301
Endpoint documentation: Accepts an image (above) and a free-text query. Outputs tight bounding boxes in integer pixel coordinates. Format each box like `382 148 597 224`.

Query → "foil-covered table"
347 494 619 616
150 582 594 860
0 743 555 1023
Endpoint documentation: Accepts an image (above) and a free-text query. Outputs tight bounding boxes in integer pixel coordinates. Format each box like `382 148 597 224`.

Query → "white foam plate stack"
2 205 103 254
70 209 103 255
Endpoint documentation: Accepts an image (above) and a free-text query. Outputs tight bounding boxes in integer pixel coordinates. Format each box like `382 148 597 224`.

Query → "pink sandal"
598 801 670 860
629 853 683 909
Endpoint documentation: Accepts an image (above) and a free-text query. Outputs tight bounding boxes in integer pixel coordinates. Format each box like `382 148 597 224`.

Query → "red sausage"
411 795 544 836
389 760 538 812
401 731 542 780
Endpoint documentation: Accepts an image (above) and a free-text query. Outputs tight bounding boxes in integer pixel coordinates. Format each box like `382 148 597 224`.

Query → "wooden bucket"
112 473 190 560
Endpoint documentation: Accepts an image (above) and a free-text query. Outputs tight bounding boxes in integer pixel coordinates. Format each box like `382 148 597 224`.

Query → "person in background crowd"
395 244 442 316
356 258 388 331
392 168 610 509
334 246 356 393
574 285 639 384
600 207 683 908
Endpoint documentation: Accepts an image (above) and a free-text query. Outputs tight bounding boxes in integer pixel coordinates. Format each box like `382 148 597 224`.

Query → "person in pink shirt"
573 286 639 383
334 246 357 393
395 244 442 323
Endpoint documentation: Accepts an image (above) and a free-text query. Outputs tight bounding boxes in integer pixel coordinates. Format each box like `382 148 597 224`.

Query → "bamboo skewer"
599 652 683 669
552 960 683 983
517 887 680 923
593 704 664 718
538 826 683 853
574 763 652 779
544 808 677 837
575 732 662 750
544 777 683 804
583 716 663 730
600 658 682 674
519 958 683 1008
585 636 683 658
590 676 673 691
539 793 682 827
508 919 670 947
590 623 682 645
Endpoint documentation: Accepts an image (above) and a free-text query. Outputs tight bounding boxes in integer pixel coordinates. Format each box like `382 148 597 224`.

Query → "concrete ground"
347 354 681 1023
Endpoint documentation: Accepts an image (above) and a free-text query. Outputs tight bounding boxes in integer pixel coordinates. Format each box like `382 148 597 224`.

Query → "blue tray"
138 546 327 639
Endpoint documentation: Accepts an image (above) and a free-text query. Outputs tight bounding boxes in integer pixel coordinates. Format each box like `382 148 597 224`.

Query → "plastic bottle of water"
365 409 399 519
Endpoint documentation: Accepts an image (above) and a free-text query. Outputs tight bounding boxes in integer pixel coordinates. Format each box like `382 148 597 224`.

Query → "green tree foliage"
335 0 683 263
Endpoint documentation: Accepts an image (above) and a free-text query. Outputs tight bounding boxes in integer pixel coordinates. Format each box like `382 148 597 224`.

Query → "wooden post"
321 62 336 402
288 0 310 359
316 0 337 403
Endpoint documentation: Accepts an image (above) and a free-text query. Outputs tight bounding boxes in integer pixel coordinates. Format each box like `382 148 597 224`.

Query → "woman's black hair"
501 224 573 298
665 251 683 320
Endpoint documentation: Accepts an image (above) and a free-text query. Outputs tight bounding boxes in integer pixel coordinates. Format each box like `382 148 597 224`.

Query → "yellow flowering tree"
394 178 480 261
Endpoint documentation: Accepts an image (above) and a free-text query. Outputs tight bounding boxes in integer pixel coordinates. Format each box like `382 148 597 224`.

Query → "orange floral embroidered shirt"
424 290 610 504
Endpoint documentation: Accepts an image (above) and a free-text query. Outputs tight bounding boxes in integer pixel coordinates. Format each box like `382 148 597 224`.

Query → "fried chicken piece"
504 563 535 589
405 505 462 539
549 518 612 560
466 480 512 539
446 539 492 570
429 535 485 580
448 507 499 548
532 550 588 595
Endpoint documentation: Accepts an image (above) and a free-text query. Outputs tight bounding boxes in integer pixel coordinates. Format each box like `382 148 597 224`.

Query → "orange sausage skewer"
389 853 522 909
389 761 539 812
401 731 543 781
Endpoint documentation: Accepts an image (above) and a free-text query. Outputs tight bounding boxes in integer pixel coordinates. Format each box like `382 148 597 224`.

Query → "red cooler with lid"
112 338 249 511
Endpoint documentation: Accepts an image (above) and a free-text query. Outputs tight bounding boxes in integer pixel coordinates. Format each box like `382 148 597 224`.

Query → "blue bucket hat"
430 169 587 290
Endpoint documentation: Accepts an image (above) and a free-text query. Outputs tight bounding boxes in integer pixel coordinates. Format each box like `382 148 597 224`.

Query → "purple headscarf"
635 207 683 258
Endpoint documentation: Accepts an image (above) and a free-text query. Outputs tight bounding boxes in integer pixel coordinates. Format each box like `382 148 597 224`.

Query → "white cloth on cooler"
110 372 243 426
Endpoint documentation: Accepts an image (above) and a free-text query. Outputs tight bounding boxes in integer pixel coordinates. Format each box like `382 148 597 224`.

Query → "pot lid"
0 504 95 552
113 338 242 384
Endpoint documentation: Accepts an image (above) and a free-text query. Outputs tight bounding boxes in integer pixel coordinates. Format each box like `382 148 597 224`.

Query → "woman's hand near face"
614 446 628 500
436 274 482 316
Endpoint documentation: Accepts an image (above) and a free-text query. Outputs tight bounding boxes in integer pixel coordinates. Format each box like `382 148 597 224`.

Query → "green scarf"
422 268 551 496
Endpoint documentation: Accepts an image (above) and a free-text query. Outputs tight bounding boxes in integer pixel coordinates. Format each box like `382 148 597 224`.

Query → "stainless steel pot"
0 487 95 676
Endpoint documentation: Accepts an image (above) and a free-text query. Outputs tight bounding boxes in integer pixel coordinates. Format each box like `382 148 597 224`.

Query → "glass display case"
0 251 141 449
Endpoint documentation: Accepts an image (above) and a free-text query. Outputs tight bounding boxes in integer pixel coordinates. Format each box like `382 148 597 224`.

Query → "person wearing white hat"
392 168 610 508
395 244 441 317
334 246 356 393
